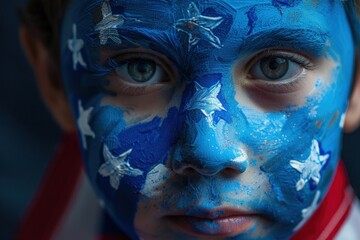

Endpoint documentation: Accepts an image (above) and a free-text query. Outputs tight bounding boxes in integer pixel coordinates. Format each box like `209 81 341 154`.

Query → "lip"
166 208 257 237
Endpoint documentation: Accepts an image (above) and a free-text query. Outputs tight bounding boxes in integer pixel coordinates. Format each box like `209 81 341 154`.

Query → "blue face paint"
61 0 355 239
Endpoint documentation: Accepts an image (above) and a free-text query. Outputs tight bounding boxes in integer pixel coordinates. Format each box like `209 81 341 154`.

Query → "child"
17 0 360 239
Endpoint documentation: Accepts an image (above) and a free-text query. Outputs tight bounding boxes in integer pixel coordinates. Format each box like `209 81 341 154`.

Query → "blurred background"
0 1 359 239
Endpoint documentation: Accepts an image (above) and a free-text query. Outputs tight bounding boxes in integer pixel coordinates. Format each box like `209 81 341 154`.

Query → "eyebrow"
87 26 195 69
87 25 330 70
236 27 330 58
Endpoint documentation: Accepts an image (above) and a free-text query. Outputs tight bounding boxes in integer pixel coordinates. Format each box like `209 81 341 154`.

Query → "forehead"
66 0 341 24
63 0 349 64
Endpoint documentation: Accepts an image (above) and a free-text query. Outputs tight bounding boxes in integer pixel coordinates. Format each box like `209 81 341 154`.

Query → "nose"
172 116 249 176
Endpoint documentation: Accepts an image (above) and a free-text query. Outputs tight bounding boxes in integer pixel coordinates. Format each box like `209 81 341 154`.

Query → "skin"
19 0 360 239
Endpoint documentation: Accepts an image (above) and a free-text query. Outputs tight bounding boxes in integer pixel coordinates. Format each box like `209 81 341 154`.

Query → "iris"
260 56 289 80
127 58 157 83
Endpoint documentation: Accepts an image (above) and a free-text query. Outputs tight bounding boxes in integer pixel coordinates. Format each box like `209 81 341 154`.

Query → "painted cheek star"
290 139 330 191
99 145 143 190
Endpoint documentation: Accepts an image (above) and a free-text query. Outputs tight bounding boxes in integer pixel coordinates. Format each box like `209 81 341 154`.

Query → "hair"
20 0 70 62
20 0 360 63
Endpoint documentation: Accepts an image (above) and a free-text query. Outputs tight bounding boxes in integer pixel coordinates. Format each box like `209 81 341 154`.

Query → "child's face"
61 0 354 239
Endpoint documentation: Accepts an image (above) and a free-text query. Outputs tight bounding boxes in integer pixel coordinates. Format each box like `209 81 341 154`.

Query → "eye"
103 49 177 96
259 56 289 80
248 52 313 83
115 58 165 85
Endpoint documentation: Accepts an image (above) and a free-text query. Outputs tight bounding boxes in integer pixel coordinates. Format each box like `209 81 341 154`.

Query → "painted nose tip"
227 156 249 173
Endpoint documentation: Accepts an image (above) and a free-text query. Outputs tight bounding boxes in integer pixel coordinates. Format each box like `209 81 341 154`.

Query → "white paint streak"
141 164 173 198
77 100 95 149
294 190 321 231
68 24 87 70
340 112 346 129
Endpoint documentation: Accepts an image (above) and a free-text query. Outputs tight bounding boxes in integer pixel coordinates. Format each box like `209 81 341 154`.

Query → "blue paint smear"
105 107 181 191
246 6 258 35
93 107 181 239
272 0 302 9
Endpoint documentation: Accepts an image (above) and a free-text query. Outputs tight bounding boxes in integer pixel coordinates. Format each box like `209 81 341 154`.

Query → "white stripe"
54 171 102 240
317 187 353 240
335 198 360 240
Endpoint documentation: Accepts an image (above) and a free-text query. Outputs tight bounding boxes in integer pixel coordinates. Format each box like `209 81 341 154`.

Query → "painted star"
98 145 143 190
174 2 224 50
187 81 226 123
77 100 95 149
68 24 87 70
290 139 329 191
95 0 125 45
294 191 321 231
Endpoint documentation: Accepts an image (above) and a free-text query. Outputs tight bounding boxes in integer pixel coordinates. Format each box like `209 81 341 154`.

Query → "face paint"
174 2 224 49
61 0 355 239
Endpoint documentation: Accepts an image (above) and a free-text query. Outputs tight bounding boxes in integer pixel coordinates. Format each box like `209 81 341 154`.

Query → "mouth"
166 208 257 237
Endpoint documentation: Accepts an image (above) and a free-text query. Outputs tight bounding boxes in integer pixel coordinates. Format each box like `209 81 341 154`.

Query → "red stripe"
291 162 354 240
16 133 83 240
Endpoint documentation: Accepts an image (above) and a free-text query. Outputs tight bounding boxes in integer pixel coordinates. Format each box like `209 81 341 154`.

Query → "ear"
19 26 76 132
344 52 360 133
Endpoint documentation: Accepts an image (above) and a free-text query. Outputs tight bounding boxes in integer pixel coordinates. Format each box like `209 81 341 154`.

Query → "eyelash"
248 50 316 73
281 53 315 71
244 50 316 93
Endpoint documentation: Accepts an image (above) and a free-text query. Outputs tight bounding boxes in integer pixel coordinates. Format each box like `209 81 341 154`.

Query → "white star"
95 0 125 45
174 2 224 50
68 24 87 70
294 190 321 231
187 81 226 124
98 145 143 190
77 100 95 149
290 139 329 191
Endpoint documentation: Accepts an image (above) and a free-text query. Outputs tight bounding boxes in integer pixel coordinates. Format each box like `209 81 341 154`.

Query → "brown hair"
20 0 70 62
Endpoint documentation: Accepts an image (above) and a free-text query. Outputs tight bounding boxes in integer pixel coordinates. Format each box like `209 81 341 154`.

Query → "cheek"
76 96 182 235
85 104 181 189
226 68 345 222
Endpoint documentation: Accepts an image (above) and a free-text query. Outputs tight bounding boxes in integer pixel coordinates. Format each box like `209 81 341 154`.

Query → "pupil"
128 59 156 83
260 56 289 80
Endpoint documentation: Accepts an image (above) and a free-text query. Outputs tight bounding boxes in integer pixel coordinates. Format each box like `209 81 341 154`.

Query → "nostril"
176 166 198 176
172 146 249 176
172 160 220 176
172 160 196 175
172 157 249 177
222 167 245 178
